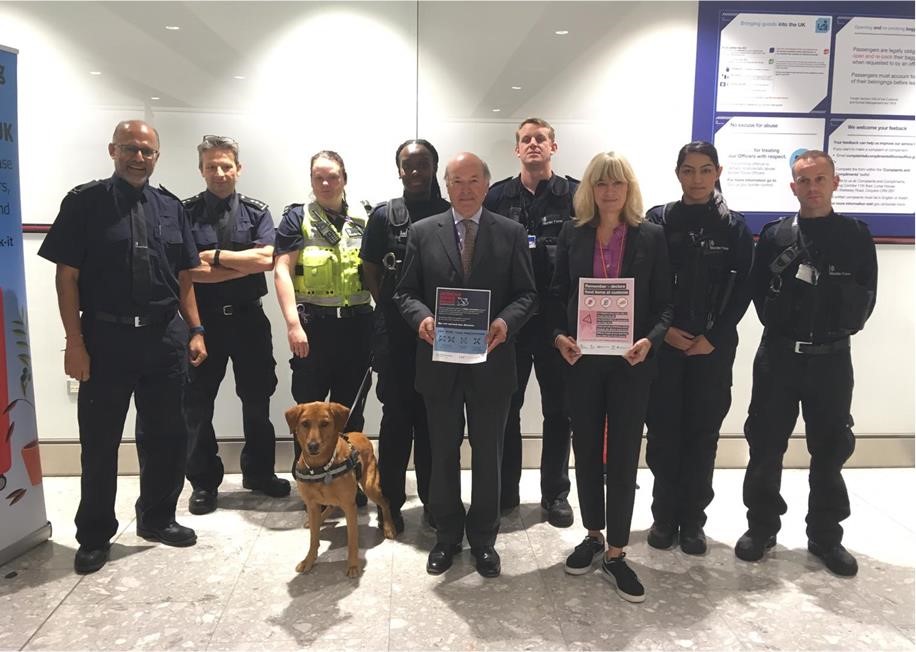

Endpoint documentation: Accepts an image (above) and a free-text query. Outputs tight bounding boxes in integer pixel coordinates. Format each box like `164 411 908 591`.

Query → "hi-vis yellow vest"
293 202 370 307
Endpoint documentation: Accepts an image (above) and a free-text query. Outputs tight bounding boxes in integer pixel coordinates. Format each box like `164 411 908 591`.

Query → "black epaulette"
181 192 204 208
489 176 518 198
157 184 181 202
553 175 579 195
564 175 580 186
766 217 794 247
67 180 103 196
240 194 268 211
282 203 303 217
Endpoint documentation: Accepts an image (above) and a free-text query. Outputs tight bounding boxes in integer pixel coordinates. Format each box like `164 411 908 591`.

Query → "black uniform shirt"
183 190 274 308
360 196 451 266
484 173 578 294
750 211 878 342
38 175 199 317
647 200 754 347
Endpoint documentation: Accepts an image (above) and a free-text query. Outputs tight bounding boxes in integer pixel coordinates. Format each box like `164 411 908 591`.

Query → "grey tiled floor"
1 468 913 651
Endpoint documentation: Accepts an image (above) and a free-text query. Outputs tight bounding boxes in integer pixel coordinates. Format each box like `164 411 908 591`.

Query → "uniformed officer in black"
735 150 877 577
644 141 754 555
39 120 206 574
360 139 450 533
183 135 289 516
483 117 576 527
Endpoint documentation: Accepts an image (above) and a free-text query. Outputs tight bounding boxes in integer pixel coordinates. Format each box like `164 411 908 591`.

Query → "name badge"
796 263 818 285
527 234 537 249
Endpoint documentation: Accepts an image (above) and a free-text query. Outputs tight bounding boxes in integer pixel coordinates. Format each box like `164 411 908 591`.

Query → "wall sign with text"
693 1 914 240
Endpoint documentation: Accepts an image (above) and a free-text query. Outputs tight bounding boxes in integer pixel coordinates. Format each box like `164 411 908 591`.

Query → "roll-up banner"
0 44 51 566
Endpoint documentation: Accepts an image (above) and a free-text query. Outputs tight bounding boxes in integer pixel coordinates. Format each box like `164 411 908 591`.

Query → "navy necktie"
130 199 152 306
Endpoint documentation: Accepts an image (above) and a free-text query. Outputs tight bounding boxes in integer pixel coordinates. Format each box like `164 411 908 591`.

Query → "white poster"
715 116 824 213
830 119 915 214
717 13 832 113
831 17 916 115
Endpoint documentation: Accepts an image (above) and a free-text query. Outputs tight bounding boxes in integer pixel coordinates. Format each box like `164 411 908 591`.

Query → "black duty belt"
298 303 373 320
767 335 850 355
91 310 174 328
201 298 263 317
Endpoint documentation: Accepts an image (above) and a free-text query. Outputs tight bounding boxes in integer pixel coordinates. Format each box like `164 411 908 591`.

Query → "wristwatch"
189 325 206 337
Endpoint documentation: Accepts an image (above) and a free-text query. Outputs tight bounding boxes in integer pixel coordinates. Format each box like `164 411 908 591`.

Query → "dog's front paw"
382 522 397 540
296 555 317 573
345 564 362 578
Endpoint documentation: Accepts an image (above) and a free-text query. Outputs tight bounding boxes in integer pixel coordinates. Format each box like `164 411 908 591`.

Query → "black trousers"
742 340 855 547
373 307 431 513
645 338 736 529
423 371 511 549
76 314 188 548
567 355 653 548
289 311 372 474
185 304 278 491
502 312 571 506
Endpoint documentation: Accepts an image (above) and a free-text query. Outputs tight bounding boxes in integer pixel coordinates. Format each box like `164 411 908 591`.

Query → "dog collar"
295 438 362 485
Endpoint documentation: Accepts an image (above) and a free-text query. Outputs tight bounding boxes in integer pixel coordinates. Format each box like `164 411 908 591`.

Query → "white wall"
3 2 913 447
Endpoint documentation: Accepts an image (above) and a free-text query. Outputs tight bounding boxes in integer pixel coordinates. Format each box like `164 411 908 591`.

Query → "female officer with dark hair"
274 150 374 476
359 139 450 533
644 141 754 555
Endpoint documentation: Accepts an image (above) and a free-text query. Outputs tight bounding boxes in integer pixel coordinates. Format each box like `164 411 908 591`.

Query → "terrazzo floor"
1 468 913 651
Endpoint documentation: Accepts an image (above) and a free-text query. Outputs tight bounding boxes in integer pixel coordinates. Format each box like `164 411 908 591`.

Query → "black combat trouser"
373 305 432 513
742 338 855 547
645 337 737 530
76 314 188 548
289 310 372 474
185 302 278 491
501 312 571 507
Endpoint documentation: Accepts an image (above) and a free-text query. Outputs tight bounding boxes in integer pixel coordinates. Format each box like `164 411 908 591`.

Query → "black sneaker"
647 522 677 550
600 553 646 603
679 526 707 555
564 535 605 575
734 530 776 562
808 541 858 577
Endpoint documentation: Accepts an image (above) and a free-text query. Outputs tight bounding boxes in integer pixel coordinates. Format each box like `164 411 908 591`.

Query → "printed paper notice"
716 13 831 113
432 287 490 364
577 278 634 356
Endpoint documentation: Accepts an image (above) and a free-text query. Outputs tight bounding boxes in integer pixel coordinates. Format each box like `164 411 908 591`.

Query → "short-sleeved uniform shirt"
38 175 199 318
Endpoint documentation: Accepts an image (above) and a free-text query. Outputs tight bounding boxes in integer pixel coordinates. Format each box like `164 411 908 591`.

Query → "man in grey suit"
395 152 538 578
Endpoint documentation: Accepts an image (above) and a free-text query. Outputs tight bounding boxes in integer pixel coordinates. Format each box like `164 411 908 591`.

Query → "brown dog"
286 401 397 577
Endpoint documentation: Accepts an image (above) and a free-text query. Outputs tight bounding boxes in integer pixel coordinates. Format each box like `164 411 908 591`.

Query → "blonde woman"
548 151 672 602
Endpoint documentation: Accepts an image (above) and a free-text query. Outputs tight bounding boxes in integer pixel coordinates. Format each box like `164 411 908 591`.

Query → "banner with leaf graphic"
0 45 50 566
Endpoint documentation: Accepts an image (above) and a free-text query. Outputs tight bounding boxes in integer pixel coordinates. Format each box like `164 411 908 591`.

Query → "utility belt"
90 310 176 328
297 302 373 321
764 333 850 355
200 298 263 317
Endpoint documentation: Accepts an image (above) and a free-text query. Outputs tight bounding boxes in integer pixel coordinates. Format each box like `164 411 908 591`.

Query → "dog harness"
294 436 363 485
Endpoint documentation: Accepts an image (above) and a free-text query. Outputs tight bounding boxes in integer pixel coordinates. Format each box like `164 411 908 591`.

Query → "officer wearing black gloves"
735 150 877 577
183 135 288 515
484 117 577 526
644 141 754 555
39 120 206 574
360 139 450 533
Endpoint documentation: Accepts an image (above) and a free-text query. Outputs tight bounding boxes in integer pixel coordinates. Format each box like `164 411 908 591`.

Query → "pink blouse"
592 224 627 278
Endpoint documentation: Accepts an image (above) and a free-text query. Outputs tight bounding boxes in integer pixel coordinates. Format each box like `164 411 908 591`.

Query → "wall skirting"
37 435 915 476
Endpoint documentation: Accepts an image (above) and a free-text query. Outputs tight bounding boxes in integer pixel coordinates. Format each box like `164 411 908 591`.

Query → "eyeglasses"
202 134 238 147
114 144 159 159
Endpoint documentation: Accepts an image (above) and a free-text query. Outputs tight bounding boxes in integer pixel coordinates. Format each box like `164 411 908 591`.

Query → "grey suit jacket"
394 208 538 397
